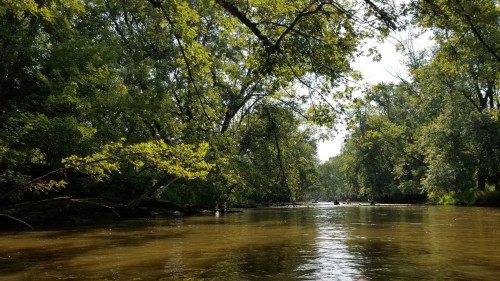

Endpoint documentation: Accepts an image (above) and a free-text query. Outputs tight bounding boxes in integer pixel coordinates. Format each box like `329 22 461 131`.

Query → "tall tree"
412 0 500 192
1 0 405 208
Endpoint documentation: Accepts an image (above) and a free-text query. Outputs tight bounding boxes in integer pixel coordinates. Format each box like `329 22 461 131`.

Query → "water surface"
1 204 499 280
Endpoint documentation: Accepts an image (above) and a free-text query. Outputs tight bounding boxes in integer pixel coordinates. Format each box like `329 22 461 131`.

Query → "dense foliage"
318 0 500 205
0 0 498 220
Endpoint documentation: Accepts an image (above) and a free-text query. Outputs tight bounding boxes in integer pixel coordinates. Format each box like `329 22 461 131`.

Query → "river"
1 203 499 280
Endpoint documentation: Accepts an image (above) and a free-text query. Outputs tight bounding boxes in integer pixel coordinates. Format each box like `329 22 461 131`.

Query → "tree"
317 155 347 201
1 0 406 215
412 0 500 194
327 0 500 204
231 104 319 205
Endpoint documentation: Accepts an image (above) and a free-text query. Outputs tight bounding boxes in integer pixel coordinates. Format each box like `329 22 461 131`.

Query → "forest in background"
0 0 499 227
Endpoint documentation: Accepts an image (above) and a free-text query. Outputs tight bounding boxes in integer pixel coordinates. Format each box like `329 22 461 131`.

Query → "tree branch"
0 152 143 203
0 213 34 230
275 3 326 51
215 0 275 52
264 106 294 203
147 0 212 121
453 0 500 63
362 0 397 30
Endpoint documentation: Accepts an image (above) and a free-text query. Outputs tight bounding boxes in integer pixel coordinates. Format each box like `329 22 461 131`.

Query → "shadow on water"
0 211 316 280
0 222 188 278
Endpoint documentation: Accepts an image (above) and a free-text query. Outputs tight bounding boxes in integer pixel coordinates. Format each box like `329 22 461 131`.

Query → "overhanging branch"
147 0 212 121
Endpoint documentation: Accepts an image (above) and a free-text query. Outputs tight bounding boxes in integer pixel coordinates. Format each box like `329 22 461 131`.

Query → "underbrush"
427 190 500 206
474 191 500 206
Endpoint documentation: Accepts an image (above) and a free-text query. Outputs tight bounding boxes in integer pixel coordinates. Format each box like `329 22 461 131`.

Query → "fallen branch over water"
0 213 34 230
0 197 191 231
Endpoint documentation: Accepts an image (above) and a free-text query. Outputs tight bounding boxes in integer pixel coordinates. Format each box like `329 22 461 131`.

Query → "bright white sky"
316 31 434 162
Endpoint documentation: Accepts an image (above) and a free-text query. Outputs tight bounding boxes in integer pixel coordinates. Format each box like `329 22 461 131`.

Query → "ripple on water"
297 208 365 280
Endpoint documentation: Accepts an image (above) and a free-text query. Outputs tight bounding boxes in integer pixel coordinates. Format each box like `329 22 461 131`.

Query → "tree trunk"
477 168 486 191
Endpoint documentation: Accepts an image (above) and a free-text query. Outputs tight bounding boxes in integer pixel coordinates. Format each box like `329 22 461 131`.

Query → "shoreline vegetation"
1 0 499 232
2 195 499 232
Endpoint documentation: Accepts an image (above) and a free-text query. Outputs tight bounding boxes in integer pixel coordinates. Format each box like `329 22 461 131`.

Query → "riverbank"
2 193 499 232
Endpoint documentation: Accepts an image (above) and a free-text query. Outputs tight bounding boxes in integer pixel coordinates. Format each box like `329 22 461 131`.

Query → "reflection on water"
298 205 362 280
1 204 500 280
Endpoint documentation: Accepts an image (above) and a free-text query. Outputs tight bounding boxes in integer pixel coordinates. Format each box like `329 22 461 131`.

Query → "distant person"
345 198 352 204
333 200 340 205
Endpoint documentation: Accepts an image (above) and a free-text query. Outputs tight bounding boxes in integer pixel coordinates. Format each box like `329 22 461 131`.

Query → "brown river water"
1 203 499 280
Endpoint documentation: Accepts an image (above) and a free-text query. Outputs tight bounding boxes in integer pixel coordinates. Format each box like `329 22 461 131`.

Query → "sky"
316 31 434 162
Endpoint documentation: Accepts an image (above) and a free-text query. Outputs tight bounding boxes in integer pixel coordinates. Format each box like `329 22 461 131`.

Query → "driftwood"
0 197 119 213
0 197 121 231
127 197 191 214
0 196 192 231
0 213 34 230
